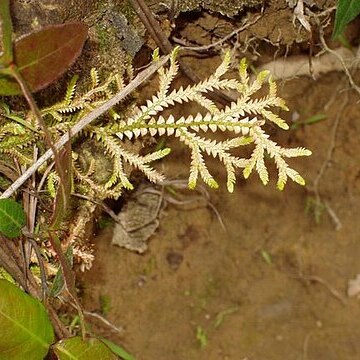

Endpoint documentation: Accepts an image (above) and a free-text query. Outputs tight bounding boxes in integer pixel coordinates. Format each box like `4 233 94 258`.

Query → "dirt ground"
81 3 360 360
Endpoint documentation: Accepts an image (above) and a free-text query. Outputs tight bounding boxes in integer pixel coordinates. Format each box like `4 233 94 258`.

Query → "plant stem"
0 236 70 338
1 54 170 199
8 65 67 204
48 233 87 339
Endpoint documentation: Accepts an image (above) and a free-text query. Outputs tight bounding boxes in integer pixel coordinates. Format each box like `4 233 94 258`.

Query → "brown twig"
291 273 347 306
172 14 262 52
308 91 348 230
315 15 360 98
63 296 124 333
0 238 27 290
128 0 238 104
71 193 122 225
48 231 87 339
303 332 312 360
28 238 49 300
8 65 68 209
84 311 123 333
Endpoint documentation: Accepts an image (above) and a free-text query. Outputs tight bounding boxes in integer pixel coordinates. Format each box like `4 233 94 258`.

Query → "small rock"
166 251 184 270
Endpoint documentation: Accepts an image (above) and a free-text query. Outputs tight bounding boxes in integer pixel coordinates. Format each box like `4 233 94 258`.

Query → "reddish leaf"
50 139 72 230
0 22 88 95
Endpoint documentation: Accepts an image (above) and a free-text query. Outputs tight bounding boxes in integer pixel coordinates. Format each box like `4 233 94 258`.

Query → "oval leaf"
0 22 88 95
0 198 26 238
333 0 360 38
53 337 118 360
0 280 54 360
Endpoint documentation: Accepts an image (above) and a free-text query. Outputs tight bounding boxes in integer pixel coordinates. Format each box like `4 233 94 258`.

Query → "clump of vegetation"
1 49 311 263
0 0 329 358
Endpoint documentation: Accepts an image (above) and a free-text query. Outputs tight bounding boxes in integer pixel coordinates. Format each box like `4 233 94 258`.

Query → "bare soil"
81 3 360 360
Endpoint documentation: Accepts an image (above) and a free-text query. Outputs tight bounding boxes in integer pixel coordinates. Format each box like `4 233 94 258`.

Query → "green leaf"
260 249 273 265
0 280 54 360
0 198 26 238
100 338 136 360
0 267 15 283
49 246 74 297
53 337 118 360
290 113 327 130
0 22 88 95
0 0 13 66
333 0 360 38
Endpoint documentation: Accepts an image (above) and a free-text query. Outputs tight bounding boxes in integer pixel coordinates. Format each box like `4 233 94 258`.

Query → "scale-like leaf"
53 337 118 360
0 199 26 238
333 0 360 38
0 22 88 95
0 280 54 360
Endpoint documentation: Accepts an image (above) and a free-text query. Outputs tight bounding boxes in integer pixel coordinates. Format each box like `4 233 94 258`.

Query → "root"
258 47 358 81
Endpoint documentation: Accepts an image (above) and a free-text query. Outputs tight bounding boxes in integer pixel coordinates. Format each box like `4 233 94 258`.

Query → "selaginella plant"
0 47 311 269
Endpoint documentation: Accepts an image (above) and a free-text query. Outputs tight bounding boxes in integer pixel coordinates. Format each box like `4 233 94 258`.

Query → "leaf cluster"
0 48 311 268
333 0 360 38
0 279 134 360
1 49 311 196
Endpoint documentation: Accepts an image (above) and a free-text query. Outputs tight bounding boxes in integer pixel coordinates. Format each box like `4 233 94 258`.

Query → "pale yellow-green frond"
280 147 312 158
255 148 269 185
261 110 289 130
238 58 249 90
115 145 166 184
152 47 160 61
225 162 236 193
64 75 79 105
192 93 218 113
189 148 219 190
248 70 270 95
268 75 277 98
90 68 99 89
158 49 179 96
214 51 231 79
47 171 58 198
0 46 311 208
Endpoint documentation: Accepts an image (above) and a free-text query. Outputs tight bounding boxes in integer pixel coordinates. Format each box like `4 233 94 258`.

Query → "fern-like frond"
0 47 313 263
112 49 311 191
0 48 311 209
64 75 78 105
47 171 59 198
90 68 99 89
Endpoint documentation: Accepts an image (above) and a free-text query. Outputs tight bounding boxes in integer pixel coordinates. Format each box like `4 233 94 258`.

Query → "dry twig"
308 92 348 230
303 332 312 360
172 14 262 52
128 0 237 104
291 273 347 306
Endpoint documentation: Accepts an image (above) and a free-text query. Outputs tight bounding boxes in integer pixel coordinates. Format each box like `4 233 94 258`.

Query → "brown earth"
81 3 360 360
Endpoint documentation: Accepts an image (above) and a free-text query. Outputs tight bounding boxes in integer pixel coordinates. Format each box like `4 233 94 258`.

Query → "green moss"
95 24 114 52
119 1 138 23
99 294 112 316
153 0 264 17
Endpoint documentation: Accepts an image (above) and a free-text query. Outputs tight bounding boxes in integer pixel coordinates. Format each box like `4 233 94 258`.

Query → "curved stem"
8 65 67 196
